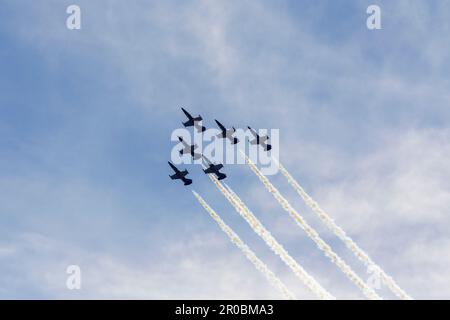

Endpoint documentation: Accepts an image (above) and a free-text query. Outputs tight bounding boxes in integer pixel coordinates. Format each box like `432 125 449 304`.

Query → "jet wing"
248 127 268 145
183 116 202 128
204 163 222 173
248 127 258 137
215 120 226 132
203 167 214 174
170 173 180 180
170 170 188 179
183 119 195 127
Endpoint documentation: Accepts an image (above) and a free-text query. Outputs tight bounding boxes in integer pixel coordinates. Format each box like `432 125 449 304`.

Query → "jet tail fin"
217 173 227 180
196 125 206 132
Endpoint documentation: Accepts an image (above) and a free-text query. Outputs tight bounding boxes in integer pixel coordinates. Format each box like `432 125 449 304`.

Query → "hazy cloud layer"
1 0 449 298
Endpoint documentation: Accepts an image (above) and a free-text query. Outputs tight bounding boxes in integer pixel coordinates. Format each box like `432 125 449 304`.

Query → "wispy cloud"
1 0 450 298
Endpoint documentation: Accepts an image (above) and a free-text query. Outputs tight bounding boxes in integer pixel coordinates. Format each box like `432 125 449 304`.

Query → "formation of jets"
168 108 272 186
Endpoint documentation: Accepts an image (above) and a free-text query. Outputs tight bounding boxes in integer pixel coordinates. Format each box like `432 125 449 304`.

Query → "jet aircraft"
178 136 202 160
215 119 239 144
202 156 227 180
168 161 192 185
181 108 206 133
248 126 272 151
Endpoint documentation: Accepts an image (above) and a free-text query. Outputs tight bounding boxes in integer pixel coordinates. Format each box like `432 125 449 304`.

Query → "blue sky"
1 0 450 299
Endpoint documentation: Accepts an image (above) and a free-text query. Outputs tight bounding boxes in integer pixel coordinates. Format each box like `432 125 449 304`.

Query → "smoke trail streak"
208 175 335 300
273 158 413 300
240 151 382 300
192 191 296 300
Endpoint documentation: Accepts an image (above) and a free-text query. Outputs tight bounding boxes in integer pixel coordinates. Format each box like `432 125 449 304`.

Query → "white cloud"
2 231 309 299
2 0 450 299
287 128 450 298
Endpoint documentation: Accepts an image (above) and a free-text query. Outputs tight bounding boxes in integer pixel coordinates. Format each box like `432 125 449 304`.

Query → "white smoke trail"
273 158 413 300
240 151 382 300
208 175 335 300
192 191 296 300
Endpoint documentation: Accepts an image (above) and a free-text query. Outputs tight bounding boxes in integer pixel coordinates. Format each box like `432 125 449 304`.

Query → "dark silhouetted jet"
181 108 206 133
178 136 202 160
215 119 239 144
248 126 272 151
168 161 192 185
202 156 226 180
